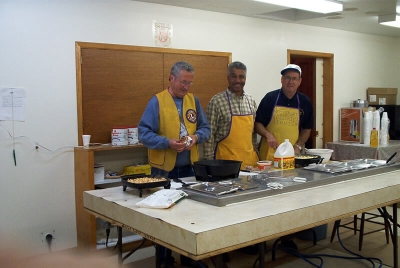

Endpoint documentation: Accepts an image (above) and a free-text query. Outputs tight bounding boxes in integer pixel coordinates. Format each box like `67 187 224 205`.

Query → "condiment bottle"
370 128 379 147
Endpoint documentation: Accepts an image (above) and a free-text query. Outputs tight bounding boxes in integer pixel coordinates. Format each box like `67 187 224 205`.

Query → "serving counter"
83 165 400 268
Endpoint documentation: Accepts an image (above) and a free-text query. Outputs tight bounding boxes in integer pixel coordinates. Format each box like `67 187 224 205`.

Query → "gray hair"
170 61 195 78
228 61 247 75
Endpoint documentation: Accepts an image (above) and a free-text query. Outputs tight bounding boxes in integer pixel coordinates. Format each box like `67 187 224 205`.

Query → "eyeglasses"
283 76 300 82
179 80 193 86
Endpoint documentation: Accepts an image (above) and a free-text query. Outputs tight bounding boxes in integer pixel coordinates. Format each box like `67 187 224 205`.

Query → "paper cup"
82 135 91 147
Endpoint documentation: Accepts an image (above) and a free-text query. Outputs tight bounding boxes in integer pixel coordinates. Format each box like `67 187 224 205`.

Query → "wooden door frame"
288 50 334 146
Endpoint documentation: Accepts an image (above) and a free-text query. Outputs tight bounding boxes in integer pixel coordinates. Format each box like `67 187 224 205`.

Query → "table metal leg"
393 203 398 268
155 244 162 268
258 242 266 268
117 226 122 266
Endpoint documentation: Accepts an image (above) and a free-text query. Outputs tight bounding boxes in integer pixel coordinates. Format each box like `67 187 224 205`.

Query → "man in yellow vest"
138 61 210 268
204 61 259 169
255 64 314 161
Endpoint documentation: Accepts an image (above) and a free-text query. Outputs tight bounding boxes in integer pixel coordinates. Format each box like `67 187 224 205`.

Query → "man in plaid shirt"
204 61 259 169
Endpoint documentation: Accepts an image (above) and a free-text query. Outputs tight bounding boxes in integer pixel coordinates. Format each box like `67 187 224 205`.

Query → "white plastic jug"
274 139 295 170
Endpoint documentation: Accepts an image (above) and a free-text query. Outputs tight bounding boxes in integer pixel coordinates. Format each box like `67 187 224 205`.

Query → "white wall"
1 0 399 256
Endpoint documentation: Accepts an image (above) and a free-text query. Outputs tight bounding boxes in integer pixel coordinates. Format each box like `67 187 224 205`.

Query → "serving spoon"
386 152 397 164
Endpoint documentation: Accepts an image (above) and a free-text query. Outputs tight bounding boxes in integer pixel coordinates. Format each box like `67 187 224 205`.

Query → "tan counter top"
83 168 400 260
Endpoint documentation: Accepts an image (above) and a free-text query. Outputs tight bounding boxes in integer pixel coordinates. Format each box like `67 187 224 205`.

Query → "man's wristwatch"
294 144 302 151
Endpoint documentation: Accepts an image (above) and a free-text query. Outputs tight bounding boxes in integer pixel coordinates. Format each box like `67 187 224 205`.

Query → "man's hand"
168 139 187 153
265 132 278 149
293 145 301 154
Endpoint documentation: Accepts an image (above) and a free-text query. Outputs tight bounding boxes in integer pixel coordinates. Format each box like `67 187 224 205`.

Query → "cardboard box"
123 164 151 175
367 88 397 105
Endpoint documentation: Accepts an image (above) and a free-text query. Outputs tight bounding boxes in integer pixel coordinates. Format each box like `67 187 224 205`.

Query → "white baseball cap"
281 64 302 76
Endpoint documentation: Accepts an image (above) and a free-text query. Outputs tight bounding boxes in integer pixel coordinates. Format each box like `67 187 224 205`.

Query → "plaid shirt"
204 89 258 160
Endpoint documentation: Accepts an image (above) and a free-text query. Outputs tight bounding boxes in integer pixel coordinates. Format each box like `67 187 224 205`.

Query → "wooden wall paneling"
163 53 230 111
80 49 163 144
76 41 232 145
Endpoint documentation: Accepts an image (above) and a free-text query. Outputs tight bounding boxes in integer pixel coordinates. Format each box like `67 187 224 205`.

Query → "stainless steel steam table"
83 165 400 267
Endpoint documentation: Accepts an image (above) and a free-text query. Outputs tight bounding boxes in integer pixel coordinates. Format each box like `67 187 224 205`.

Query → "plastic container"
273 139 295 170
370 128 379 147
111 127 128 146
127 126 139 145
257 160 272 170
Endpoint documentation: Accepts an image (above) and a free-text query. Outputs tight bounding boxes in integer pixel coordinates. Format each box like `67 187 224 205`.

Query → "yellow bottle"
370 128 379 147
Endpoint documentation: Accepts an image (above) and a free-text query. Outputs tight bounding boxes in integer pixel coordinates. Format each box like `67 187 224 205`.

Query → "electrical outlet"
41 229 56 244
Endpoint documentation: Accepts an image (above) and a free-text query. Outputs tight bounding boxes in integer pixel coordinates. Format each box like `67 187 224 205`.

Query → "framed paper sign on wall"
339 107 362 142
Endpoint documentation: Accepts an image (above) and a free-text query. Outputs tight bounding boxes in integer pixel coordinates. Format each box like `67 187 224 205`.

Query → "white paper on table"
0 88 26 121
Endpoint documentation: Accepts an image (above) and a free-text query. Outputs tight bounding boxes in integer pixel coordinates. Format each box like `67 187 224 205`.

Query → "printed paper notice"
153 22 173 48
0 88 26 121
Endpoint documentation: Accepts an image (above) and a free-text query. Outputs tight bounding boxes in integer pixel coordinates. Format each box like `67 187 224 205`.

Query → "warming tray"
303 164 352 174
187 182 239 196
303 159 392 174
182 163 400 206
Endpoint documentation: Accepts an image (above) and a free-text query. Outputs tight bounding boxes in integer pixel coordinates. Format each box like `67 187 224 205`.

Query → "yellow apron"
215 94 259 169
259 93 300 161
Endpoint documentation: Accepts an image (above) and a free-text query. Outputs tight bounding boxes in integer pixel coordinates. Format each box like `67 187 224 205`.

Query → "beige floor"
117 208 399 268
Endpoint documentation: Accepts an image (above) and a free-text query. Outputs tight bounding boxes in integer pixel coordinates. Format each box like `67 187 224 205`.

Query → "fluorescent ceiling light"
379 14 400 28
253 0 343 14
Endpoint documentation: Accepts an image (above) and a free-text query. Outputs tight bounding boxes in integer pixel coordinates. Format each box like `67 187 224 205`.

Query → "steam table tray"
303 159 391 174
187 182 239 196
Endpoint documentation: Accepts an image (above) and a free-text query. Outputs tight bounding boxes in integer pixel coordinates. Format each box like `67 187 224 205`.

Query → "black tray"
120 174 171 197
295 154 323 167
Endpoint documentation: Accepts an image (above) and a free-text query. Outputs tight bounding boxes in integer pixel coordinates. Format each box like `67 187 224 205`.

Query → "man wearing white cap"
255 64 314 161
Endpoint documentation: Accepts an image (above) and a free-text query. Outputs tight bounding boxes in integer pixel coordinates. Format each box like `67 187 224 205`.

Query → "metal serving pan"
187 182 238 196
303 164 352 174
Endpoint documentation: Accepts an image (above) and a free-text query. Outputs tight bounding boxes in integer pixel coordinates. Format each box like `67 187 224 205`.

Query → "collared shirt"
255 88 314 130
204 89 258 160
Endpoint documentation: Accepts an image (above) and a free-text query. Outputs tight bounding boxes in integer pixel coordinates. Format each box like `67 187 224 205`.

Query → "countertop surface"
84 164 400 258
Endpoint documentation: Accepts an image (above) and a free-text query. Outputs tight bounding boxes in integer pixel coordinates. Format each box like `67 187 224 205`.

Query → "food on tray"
127 177 167 184
295 154 319 159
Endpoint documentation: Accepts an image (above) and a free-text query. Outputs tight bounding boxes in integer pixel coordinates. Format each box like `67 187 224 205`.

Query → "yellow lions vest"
215 93 259 169
259 93 300 161
148 89 199 171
